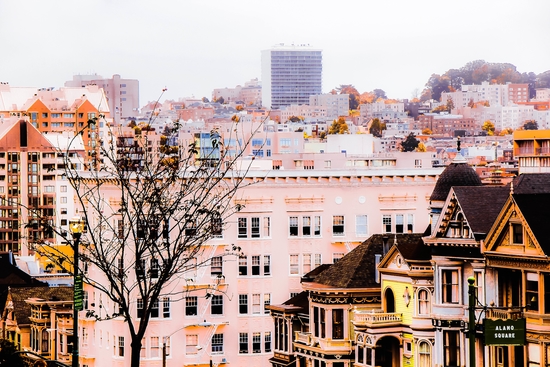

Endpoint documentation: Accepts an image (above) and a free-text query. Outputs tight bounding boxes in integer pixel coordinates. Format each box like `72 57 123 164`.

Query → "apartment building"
513 129 550 173
65 74 139 123
0 84 109 168
309 94 349 120
212 78 262 106
0 118 84 256
261 44 322 109
415 113 477 136
74 151 441 366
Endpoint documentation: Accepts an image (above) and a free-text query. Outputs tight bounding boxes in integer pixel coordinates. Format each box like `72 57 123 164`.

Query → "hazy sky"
1 0 549 107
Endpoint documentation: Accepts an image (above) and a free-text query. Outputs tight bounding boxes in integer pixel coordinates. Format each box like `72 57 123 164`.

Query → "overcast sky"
1 0 549 107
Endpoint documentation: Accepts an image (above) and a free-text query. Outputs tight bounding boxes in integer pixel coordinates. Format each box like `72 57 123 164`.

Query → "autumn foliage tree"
482 120 496 136
328 117 349 134
369 118 386 137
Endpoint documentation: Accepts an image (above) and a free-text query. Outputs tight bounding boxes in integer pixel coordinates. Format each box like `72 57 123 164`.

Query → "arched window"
418 340 431 367
418 289 430 315
385 288 395 313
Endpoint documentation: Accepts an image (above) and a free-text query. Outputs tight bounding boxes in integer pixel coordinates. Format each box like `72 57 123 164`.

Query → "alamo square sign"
484 318 526 346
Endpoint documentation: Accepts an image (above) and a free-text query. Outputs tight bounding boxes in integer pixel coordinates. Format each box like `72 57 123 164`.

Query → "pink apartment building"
77 157 442 367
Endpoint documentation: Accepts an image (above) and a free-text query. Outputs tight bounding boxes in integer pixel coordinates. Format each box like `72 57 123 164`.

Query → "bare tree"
30 104 264 366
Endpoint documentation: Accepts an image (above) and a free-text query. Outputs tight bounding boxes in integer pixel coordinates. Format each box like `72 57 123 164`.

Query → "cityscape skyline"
1 0 549 107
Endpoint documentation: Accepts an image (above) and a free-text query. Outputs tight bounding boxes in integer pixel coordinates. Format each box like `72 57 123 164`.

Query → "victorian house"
483 173 550 367
355 233 429 367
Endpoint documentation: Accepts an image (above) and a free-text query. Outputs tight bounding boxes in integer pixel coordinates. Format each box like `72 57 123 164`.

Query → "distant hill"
421 60 550 101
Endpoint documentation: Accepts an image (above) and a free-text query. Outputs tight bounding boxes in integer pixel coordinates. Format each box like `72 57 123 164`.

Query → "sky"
1 0 549 107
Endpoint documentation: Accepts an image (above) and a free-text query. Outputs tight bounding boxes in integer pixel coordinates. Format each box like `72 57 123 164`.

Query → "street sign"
484 318 526 346
74 275 83 311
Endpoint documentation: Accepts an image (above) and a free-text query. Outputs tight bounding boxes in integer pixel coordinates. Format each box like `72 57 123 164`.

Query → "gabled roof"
513 194 550 253
453 186 510 238
312 234 423 289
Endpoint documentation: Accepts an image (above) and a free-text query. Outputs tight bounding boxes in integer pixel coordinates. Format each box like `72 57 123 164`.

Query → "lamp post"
69 216 85 367
467 276 476 367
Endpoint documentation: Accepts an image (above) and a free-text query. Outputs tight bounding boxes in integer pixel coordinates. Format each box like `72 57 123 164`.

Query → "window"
526 272 539 312
264 293 271 313
332 215 344 236
238 217 269 238
396 214 404 233
333 253 344 263
332 309 344 339
211 256 222 277
300 216 311 236
265 332 272 352
383 214 392 233
264 255 271 275
239 294 248 314
60 185 67 192
151 299 159 318
239 333 249 353
118 336 124 357
418 289 430 315
512 223 523 244
290 254 299 275
186 334 198 355
150 336 159 358
253 332 261 353
407 214 414 233
356 215 368 236
442 269 459 304
239 256 247 276
544 273 550 314
150 258 159 279
289 216 298 236
211 295 223 315
251 255 260 275
314 254 322 268
238 218 247 238
314 216 321 236
252 294 261 314
163 297 170 318
303 253 312 274
137 298 144 318
443 331 460 367
418 341 431 367
186 297 197 316
60 197 67 204
211 333 223 353
251 217 260 238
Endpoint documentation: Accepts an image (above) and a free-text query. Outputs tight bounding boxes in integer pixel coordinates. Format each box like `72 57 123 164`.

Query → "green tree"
482 120 496 136
369 118 386 137
328 117 349 134
400 133 420 152
523 120 538 130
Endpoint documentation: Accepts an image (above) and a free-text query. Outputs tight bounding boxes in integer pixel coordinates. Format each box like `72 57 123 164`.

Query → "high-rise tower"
261 44 322 110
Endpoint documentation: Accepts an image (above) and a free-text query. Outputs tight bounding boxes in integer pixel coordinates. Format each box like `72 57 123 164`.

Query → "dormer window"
512 223 523 244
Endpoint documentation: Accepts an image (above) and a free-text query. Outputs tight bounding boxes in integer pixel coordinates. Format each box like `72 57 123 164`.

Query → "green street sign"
484 318 526 346
74 275 84 311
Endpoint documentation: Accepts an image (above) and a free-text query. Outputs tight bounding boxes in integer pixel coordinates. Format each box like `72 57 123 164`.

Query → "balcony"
294 331 352 352
353 309 403 327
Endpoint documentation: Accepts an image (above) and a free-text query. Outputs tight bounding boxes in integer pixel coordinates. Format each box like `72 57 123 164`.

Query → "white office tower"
261 44 322 110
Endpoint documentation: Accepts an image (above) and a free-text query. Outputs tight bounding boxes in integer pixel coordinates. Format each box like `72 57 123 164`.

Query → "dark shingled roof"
513 174 550 194
9 286 73 326
282 291 309 309
313 234 424 288
513 194 550 253
395 233 431 261
430 161 482 201
453 186 510 237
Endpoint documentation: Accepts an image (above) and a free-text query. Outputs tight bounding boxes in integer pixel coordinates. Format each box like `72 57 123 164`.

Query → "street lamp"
69 216 85 367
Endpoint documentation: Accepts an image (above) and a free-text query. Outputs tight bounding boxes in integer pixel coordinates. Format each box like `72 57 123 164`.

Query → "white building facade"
261 44 322 110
